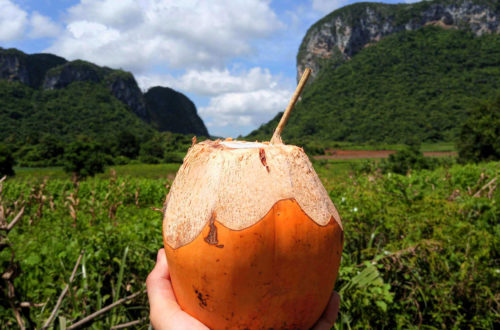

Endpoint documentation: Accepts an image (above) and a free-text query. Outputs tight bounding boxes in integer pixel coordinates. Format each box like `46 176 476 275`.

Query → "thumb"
146 249 180 322
146 249 208 329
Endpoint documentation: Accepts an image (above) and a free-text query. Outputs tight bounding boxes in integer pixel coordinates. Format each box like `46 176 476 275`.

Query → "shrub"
63 140 108 178
0 145 15 177
303 141 326 156
113 155 131 165
114 131 140 159
381 145 429 174
16 135 64 167
457 95 500 163
139 139 164 164
164 152 184 164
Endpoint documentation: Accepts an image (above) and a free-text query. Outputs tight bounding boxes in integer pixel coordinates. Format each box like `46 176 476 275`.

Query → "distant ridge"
0 47 208 144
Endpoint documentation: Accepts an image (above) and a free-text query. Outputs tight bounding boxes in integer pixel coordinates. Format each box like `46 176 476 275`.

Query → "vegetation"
0 80 155 147
0 145 14 177
144 86 209 136
380 145 442 175
250 26 500 145
63 140 109 179
0 78 205 169
298 0 500 83
1 2 499 327
114 131 140 159
0 158 497 328
0 47 209 170
0 74 197 169
138 132 193 164
457 95 500 163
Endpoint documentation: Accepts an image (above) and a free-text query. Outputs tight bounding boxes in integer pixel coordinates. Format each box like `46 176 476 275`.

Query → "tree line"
0 131 197 179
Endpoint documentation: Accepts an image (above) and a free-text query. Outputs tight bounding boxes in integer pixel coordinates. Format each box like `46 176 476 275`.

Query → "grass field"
14 163 181 181
321 142 456 152
2 157 498 329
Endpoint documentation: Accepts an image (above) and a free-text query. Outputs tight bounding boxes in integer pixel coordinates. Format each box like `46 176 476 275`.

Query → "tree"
139 138 164 164
38 134 64 160
63 140 107 178
381 144 430 174
115 131 140 158
0 145 15 177
457 96 500 163
21 135 64 166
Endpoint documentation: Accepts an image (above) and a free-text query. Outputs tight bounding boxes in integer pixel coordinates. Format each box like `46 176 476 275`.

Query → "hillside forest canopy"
248 26 500 148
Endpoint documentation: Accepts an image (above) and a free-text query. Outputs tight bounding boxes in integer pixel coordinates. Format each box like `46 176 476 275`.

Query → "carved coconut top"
163 140 342 248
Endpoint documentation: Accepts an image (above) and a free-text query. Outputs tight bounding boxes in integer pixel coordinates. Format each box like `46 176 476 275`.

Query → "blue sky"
0 0 418 138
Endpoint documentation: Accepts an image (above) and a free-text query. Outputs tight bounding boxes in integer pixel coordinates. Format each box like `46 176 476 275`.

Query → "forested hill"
297 0 500 82
0 47 208 145
247 26 500 144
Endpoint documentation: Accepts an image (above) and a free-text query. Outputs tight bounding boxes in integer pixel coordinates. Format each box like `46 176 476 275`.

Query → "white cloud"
311 0 349 14
47 0 283 71
137 67 293 137
29 12 62 38
138 67 279 96
0 0 28 41
200 88 291 133
192 67 292 135
67 0 143 28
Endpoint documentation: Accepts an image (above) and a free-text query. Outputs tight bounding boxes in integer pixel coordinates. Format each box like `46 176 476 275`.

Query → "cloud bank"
47 0 284 71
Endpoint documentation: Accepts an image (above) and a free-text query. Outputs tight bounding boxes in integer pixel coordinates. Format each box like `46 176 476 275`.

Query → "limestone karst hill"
248 0 500 145
0 47 208 145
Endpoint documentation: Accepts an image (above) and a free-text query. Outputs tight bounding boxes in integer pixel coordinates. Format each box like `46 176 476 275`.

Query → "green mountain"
297 0 500 82
0 47 208 147
0 79 155 146
249 1 500 144
144 87 208 135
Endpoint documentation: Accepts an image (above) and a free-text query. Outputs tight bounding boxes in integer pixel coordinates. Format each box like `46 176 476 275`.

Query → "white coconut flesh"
163 140 342 248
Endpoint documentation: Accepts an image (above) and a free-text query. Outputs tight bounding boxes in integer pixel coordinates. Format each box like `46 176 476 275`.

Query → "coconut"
162 68 344 329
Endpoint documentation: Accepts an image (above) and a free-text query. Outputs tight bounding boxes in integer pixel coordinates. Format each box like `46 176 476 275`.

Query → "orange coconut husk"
163 140 343 329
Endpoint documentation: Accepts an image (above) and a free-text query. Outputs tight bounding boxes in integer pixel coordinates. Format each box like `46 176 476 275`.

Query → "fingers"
146 249 176 301
313 291 341 330
146 249 208 330
146 249 180 327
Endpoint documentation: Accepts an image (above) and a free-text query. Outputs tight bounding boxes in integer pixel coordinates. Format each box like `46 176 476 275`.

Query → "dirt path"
314 150 457 160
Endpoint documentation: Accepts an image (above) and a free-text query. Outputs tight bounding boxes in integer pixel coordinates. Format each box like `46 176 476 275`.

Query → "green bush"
164 152 184 164
376 145 454 175
303 141 326 155
113 155 131 165
457 95 500 163
139 139 164 164
114 131 140 158
15 135 65 167
63 140 108 178
381 145 430 174
0 145 14 177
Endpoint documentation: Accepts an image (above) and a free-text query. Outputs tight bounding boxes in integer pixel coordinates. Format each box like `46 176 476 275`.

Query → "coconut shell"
163 140 342 248
162 139 343 329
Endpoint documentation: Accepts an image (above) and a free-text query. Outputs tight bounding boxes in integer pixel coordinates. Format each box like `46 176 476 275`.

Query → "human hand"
147 249 340 329
147 248 208 329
